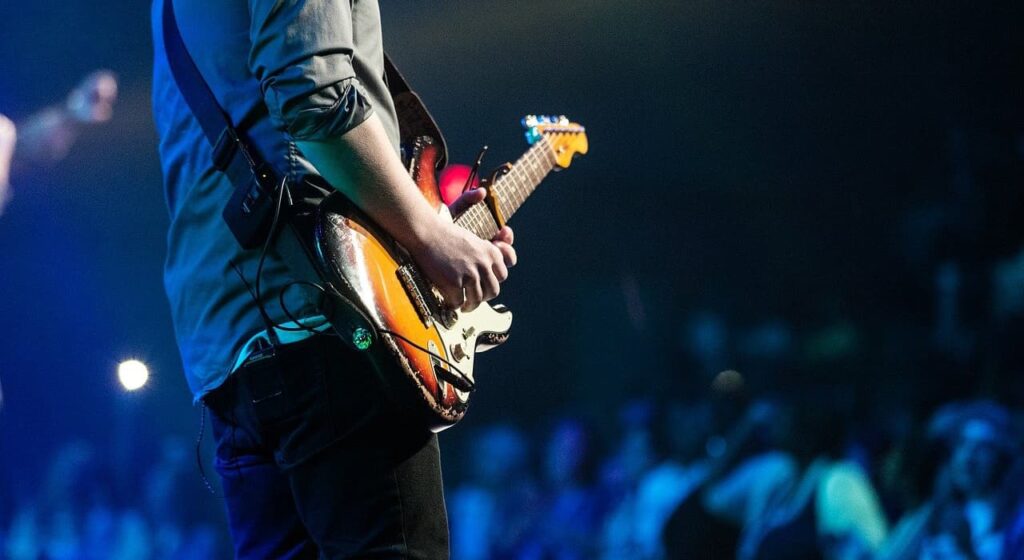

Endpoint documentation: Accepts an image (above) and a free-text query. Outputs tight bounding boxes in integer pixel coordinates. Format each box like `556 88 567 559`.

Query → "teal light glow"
352 327 373 351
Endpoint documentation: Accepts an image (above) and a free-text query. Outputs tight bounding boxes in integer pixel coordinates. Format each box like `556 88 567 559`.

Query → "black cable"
276 280 340 337
194 404 220 497
252 176 289 346
246 177 477 392
378 328 476 392
274 275 474 391
273 278 476 391
229 259 259 302
462 145 488 194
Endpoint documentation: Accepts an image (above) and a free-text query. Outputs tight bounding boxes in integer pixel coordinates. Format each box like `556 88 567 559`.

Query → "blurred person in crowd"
4 439 159 560
899 401 1019 560
142 436 222 559
4 440 141 560
619 400 716 559
5 440 97 559
735 392 888 560
598 399 661 560
448 424 540 560
1000 462 1024 560
0 70 118 215
518 417 604 560
662 398 785 559
876 420 953 560
643 401 718 535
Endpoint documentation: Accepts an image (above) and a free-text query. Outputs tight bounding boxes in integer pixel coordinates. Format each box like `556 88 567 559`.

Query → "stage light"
118 360 149 391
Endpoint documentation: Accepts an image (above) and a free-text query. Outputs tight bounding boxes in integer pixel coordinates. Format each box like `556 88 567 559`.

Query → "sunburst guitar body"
313 116 588 431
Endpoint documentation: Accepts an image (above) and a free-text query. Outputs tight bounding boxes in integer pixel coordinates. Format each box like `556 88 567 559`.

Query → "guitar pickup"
396 263 457 329
397 265 433 327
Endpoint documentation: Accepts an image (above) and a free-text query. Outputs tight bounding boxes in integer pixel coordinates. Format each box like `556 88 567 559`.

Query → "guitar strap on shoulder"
383 57 449 169
162 0 444 347
160 0 448 248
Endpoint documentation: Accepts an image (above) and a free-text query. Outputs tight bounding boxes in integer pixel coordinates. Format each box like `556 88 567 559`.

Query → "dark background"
1 0 1022 545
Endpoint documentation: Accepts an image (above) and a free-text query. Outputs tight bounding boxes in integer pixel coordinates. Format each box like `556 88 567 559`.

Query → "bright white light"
118 360 149 391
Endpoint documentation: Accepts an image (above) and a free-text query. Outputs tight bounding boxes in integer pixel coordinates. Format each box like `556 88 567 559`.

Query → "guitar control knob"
451 344 467 362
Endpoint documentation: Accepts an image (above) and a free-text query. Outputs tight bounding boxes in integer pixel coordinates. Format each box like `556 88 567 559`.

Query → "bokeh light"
117 359 149 391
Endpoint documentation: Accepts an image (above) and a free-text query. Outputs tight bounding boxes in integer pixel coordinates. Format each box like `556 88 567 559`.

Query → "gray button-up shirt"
151 0 400 400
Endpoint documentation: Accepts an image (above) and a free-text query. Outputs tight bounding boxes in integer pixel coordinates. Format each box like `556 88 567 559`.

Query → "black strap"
161 0 261 187
383 57 449 168
159 0 416 347
161 0 448 248
162 0 442 172
383 56 412 96
162 0 280 249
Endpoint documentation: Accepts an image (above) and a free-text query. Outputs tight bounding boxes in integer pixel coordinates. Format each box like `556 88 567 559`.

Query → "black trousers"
203 335 450 559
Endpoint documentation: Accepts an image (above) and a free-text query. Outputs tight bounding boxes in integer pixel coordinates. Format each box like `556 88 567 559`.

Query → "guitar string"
494 139 545 219
506 136 553 214
466 136 546 234
457 133 562 239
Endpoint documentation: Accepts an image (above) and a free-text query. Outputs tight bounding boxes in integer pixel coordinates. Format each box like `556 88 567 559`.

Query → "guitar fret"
457 201 498 240
480 206 495 238
471 206 486 238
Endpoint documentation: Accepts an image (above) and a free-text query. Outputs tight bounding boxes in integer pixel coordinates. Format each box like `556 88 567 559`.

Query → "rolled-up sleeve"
248 0 373 140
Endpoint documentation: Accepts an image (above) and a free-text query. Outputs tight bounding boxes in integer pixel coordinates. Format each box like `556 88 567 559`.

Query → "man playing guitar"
152 0 515 557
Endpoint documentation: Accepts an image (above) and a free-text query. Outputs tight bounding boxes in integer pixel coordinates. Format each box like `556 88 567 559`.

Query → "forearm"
296 113 442 252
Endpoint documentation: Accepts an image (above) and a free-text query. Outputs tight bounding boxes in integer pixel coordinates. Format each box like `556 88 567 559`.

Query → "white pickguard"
434 302 512 394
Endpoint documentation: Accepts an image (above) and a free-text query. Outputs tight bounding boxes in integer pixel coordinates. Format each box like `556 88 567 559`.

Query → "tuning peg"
522 115 538 128
558 115 569 125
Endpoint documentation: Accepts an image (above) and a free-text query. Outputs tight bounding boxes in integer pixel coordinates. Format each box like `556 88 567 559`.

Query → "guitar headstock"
522 115 589 169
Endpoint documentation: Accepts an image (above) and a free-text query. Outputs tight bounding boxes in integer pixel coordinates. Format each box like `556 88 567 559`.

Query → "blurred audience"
448 424 540 560
453 395 1020 560
518 418 604 560
2 438 225 560
5 381 1022 560
5 216 1023 559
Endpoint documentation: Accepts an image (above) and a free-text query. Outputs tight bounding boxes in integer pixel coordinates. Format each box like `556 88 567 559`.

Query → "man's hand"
413 187 517 312
447 185 517 275
18 70 119 163
66 70 118 124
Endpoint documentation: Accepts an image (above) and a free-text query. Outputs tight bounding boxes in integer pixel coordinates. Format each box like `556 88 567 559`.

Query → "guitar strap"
160 0 447 249
161 0 446 346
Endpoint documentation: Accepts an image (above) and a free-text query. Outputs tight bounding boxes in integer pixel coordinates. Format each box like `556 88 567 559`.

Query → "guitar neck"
454 137 556 240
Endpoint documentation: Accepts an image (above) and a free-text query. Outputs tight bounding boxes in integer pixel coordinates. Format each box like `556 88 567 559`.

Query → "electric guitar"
313 116 588 431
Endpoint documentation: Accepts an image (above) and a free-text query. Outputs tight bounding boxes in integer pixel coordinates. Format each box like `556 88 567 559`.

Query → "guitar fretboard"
454 136 557 239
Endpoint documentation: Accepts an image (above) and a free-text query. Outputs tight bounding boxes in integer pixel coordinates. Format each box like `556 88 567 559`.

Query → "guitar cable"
243 175 477 391
278 278 476 391
462 145 488 194
198 187 475 500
